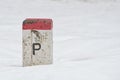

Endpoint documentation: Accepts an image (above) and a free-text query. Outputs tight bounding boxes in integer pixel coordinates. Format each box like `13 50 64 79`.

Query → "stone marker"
22 18 53 66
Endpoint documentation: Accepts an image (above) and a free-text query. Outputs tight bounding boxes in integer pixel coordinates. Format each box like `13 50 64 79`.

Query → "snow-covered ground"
0 0 120 80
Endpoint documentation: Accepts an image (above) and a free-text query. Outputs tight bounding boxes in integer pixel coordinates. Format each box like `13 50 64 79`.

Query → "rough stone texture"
23 30 53 66
23 30 32 66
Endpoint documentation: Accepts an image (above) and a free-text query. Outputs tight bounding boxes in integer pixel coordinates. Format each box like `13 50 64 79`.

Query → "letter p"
33 43 41 55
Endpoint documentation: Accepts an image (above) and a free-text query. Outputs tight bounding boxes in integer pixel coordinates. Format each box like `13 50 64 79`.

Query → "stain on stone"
31 30 40 39
28 36 30 38
23 20 37 25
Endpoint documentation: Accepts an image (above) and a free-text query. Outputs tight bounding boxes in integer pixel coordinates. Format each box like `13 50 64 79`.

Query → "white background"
0 0 120 80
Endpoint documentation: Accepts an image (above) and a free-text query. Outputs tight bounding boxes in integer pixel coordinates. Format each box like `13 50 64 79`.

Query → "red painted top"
23 18 53 30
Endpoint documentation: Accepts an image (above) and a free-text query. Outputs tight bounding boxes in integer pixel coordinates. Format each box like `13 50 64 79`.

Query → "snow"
0 0 120 80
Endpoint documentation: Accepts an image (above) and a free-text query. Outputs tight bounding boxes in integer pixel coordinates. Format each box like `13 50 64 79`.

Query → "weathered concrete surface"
22 19 53 66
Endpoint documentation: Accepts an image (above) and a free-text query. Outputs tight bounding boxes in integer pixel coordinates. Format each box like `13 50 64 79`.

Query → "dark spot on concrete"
31 30 40 39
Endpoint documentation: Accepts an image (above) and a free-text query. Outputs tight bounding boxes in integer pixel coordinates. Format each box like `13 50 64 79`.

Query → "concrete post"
22 18 53 66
